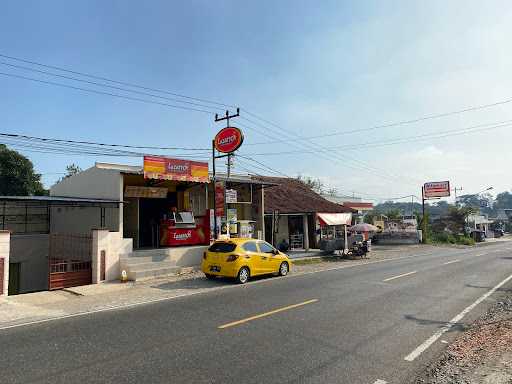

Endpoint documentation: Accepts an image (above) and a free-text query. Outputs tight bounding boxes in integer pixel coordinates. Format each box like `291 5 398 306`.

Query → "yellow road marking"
218 299 318 329
383 270 417 282
442 259 460 265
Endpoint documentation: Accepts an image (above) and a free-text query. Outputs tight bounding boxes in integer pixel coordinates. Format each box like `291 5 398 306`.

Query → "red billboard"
424 181 450 199
215 182 225 217
214 127 244 153
143 156 209 183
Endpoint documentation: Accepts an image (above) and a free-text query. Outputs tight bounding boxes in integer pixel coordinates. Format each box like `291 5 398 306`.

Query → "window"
242 241 258 252
258 241 275 253
208 242 237 253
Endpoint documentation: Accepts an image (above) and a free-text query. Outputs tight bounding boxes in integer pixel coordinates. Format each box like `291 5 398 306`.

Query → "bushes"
432 232 475 246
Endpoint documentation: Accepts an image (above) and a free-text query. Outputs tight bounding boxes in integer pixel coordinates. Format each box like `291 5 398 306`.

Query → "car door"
241 241 262 274
257 241 278 273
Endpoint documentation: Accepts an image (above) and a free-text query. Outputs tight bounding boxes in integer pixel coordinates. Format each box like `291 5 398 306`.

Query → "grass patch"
431 232 475 246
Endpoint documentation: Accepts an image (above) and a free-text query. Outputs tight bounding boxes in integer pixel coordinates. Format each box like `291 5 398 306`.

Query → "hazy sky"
1 1 511 202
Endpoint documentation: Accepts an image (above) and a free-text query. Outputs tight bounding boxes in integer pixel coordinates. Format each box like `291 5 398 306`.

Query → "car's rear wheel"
279 262 289 276
205 273 216 280
237 267 250 284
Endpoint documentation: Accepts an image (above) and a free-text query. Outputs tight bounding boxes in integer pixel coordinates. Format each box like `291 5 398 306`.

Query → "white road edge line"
404 272 512 362
383 270 417 282
442 259 460 265
373 380 387 384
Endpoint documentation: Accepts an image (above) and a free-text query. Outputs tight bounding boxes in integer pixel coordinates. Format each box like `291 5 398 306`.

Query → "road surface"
1 242 512 384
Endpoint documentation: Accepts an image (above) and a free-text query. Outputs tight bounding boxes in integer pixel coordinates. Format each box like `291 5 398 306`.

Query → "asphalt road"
2 243 512 384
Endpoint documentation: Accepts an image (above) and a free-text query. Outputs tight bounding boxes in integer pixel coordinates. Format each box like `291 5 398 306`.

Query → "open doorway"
138 194 177 248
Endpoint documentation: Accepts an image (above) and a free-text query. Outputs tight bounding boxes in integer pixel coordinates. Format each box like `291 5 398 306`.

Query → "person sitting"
278 238 290 252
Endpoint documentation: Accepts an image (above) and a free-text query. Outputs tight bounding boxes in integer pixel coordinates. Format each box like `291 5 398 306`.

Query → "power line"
242 96 512 146
0 53 235 108
0 132 210 151
0 61 227 112
0 72 218 115
238 119 512 157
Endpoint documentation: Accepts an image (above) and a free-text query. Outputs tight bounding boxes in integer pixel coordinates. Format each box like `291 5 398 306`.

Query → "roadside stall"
317 212 368 257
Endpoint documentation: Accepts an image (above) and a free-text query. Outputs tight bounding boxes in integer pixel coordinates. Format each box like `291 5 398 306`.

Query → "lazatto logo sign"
214 127 244 153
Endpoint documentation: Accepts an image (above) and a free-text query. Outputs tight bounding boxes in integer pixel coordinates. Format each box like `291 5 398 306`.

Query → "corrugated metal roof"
0 196 122 204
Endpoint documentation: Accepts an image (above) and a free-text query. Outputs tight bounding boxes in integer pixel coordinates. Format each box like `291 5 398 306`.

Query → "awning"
317 212 352 226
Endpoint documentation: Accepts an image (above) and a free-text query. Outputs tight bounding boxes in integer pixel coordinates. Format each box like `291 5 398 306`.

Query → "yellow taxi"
202 238 291 284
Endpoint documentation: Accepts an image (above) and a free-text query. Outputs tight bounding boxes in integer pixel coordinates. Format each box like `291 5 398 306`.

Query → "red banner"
143 156 209 183
215 182 225 217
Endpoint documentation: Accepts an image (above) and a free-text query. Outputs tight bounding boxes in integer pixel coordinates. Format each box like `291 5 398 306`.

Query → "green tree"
59 163 82 181
0 144 47 196
296 175 324 194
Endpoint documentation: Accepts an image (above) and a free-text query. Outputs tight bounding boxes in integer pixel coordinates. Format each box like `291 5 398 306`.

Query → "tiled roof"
255 176 355 214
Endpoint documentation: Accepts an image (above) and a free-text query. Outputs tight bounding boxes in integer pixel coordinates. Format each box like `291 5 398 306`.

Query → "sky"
1 1 511 203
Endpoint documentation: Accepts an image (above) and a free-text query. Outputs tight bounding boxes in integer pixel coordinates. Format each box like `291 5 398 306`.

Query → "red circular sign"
214 126 244 153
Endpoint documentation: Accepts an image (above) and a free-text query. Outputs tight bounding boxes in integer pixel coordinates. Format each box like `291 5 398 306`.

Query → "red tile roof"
255 176 355 214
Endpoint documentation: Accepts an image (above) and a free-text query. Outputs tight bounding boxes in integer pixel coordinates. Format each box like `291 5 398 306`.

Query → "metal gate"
49 233 92 290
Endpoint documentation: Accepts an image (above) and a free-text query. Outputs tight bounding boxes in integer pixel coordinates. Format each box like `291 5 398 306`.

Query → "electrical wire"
0 72 218 115
0 53 235 108
0 61 228 112
0 132 210 151
238 119 512 157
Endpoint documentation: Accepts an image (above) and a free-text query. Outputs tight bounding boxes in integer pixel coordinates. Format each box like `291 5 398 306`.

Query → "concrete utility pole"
212 108 240 239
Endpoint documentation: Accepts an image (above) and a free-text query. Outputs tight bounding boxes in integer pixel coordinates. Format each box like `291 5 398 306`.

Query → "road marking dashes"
383 271 417 282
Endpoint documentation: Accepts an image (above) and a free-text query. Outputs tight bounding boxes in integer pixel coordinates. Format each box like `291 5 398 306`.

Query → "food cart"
317 213 368 257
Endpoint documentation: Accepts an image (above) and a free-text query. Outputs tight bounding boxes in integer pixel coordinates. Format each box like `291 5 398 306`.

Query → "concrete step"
127 265 182 281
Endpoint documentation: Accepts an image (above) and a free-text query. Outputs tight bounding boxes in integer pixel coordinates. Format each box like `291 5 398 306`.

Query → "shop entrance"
288 215 304 249
138 195 177 248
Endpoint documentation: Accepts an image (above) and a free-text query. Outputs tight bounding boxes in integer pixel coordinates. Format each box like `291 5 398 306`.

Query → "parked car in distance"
494 229 504 238
202 238 291 284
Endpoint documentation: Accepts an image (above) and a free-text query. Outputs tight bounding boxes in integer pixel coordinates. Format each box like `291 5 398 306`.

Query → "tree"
0 144 47 196
296 175 324 194
62 163 82 180
494 191 512 209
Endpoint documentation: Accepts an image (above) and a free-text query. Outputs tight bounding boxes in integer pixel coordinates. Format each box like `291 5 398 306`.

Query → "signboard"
424 181 450 199
214 127 244 153
124 186 168 198
215 182 225 217
225 189 237 203
143 156 209 183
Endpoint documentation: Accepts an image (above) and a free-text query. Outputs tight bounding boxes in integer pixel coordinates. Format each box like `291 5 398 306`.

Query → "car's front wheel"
237 267 250 284
205 273 216 280
279 262 289 276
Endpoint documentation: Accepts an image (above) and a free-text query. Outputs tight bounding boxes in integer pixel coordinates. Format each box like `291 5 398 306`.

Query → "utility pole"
212 108 240 239
453 186 463 201
422 187 426 244
215 108 240 179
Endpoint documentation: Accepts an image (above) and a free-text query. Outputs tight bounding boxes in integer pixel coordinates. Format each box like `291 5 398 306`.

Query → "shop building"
49 160 266 281
257 176 355 250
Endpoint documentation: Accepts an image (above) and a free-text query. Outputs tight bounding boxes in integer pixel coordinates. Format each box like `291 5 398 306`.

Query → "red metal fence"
49 233 92 290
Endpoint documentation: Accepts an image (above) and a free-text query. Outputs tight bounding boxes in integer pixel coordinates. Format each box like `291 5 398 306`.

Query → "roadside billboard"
143 156 209 183
424 181 450 199
214 127 244 153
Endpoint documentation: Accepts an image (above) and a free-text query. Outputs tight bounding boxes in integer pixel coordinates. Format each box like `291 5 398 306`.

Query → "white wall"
0 231 9 296
51 166 123 201
9 234 49 293
50 166 124 233
92 230 133 283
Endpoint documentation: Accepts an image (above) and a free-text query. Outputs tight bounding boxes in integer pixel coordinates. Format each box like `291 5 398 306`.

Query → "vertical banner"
215 181 225 217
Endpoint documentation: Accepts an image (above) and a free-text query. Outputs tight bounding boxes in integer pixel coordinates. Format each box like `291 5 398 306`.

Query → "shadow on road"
404 314 468 332
466 283 512 293
150 273 279 291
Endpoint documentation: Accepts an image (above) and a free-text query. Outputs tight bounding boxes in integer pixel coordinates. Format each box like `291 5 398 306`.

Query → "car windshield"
208 242 237 253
